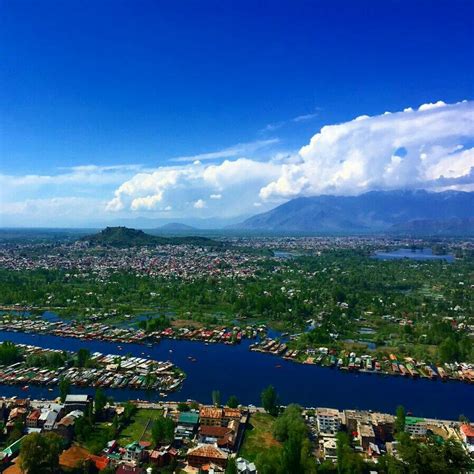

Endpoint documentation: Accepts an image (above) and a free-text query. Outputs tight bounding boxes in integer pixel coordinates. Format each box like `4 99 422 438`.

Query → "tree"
19 432 63 474
255 446 283 474
395 405 406 433
58 377 70 403
227 395 239 408
123 401 137 422
8 420 24 444
76 348 91 368
151 415 175 446
225 456 238 474
273 404 306 442
74 415 93 442
261 385 279 416
212 389 221 406
94 388 108 421
177 402 190 412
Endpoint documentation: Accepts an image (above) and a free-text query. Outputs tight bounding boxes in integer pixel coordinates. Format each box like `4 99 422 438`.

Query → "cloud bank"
107 100 474 217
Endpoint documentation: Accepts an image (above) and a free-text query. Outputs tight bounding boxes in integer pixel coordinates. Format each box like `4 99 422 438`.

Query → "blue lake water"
0 331 473 420
373 248 454 262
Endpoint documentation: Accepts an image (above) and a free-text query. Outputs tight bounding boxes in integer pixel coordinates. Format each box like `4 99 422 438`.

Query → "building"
149 446 178 467
322 437 338 460
460 424 474 454
123 441 146 464
236 457 257 474
187 444 228 468
41 409 60 431
316 408 341 434
54 410 83 441
200 407 224 426
405 417 427 436
200 407 241 427
64 394 92 414
178 411 200 429
199 420 239 450
357 423 376 451
26 409 41 428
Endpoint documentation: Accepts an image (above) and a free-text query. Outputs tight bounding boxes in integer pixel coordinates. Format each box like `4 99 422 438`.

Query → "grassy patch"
239 413 281 462
82 423 112 454
118 408 163 444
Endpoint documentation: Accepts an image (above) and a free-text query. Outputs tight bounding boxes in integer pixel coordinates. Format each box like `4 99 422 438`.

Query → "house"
187 443 228 468
54 411 83 441
116 465 145 474
64 394 92 414
199 420 240 450
316 408 341 434
88 454 110 471
150 445 177 467
123 441 146 463
322 437 337 460
41 409 60 431
405 417 427 437
200 407 241 427
236 457 257 474
178 411 200 430
460 424 474 454
357 423 376 451
222 408 241 425
200 407 224 426
26 409 41 428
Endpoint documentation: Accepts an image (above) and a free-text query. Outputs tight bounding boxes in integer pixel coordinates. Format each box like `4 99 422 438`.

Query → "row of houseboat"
0 344 185 392
250 338 474 383
0 317 255 346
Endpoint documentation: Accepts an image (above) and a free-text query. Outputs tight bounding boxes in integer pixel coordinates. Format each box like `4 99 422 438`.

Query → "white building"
316 408 341 434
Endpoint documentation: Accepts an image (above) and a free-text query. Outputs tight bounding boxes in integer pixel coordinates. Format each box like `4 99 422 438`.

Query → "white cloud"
193 199 206 209
260 100 474 199
105 100 474 219
171 139 279 162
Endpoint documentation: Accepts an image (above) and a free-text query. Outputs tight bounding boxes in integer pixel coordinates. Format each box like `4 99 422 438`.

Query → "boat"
21 385 29 391
275 364 282 368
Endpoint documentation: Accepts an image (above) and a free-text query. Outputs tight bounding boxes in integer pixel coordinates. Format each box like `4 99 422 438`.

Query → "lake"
373 248 455 262
0 330 473 420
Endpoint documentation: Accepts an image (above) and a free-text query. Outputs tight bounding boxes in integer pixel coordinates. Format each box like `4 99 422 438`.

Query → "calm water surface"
0 330 472 420
373 248 454 262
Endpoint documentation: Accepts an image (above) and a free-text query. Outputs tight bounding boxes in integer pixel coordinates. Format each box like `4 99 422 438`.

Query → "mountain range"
234 190 474 235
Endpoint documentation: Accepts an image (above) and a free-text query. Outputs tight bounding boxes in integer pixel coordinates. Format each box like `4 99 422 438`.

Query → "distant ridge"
158 222 197 231
234 190 474 235
81 226 223 247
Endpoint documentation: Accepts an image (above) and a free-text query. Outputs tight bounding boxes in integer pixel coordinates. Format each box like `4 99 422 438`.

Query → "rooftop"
187 444 228 460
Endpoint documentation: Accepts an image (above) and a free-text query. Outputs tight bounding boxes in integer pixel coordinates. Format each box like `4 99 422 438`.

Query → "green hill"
81 226 223 248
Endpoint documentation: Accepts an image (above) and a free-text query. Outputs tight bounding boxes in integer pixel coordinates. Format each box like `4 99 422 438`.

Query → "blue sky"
1 0 473 226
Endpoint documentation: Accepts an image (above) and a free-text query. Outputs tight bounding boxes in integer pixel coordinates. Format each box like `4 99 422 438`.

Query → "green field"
118 408 163 444
239 413 281 462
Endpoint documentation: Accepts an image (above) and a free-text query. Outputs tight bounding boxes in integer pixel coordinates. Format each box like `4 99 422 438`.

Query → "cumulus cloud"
193 199 206 209
105 100 474 219
107 158 283 216
260 100 474 199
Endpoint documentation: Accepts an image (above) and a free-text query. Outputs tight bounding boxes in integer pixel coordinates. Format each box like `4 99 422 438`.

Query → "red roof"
88 454 110 470
461 424 474 437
